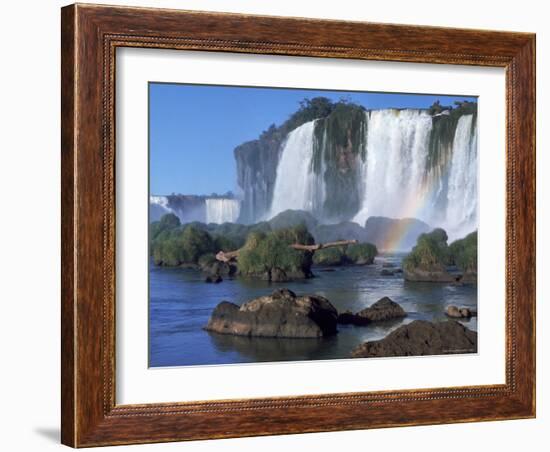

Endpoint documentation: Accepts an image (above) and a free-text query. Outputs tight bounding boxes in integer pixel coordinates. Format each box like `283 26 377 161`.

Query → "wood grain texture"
60 3 536 447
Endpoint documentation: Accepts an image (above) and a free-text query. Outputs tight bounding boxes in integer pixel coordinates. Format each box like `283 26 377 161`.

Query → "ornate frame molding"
61 4 535 447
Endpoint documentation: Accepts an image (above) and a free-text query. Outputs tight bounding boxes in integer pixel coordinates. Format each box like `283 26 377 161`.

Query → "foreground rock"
351 320 477 357
446 305 477 318
337 297 406 325
205 289 338 338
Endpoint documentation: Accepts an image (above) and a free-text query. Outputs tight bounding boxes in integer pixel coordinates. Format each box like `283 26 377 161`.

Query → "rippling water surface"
149 254 477 367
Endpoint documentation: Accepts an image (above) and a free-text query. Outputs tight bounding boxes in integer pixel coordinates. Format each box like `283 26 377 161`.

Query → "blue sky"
149 83 476 195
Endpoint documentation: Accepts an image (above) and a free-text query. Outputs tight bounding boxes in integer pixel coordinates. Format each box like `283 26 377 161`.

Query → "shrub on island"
238 225 315 281
312 242 378 266
403 228 478 283
313 246 346 266
402 228 454 282
151 221 216 267
345 242 378 265
448 231 477 273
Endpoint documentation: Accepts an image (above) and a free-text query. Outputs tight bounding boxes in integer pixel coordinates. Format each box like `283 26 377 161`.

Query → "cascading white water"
265 109 478 241
444 115 478 239
353 111 478 241
268 121 323 218
205 198 241 224
353 110 433 225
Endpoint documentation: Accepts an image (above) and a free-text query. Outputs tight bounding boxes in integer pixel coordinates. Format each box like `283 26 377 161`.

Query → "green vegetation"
313 246 346 266
313 242 378 266
404 228 478 274
346 243 378 265
238 225 315 278
311 102 368 220
403 228 450 273
427 100 478 171
151 221 216 267
150 213 378 278
313 102 367 169
149 213 180 242
448 231 477 272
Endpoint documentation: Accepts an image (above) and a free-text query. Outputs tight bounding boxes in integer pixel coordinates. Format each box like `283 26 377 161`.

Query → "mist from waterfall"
205 198 241 224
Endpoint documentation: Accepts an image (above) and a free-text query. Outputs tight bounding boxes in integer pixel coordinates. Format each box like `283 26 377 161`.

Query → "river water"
149 253 477 367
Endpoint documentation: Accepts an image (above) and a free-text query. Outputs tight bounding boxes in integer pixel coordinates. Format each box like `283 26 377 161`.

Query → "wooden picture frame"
61 3 536 447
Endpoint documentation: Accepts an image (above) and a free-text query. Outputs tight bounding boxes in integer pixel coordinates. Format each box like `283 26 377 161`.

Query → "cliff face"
312 103 367 221
234 133 282 224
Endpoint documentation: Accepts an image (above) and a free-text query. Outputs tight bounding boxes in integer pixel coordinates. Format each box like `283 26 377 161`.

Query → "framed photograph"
61 3 536 447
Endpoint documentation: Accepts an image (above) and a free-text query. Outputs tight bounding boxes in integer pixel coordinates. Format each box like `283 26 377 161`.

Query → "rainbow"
378 182 433 252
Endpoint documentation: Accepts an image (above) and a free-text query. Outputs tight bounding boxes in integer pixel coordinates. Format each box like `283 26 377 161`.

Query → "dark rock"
337 311 370 326
446 305 462 318
382 262 396 268
205 289 338 338
319 268 336 272
313 221 368 244
270 267 289 282
351 320 477 357
356 297 407 322
446 305 477 318
268 209 319 232
394 268 403 273
337 297 406 325
380 269 395 276
205 275 223 283
201 260 237 277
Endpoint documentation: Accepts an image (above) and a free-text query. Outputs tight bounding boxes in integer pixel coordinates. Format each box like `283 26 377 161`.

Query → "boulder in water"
205 288 338 338
351 320 477 357
446 305 477 318
337 297 406 325
205 274 223 284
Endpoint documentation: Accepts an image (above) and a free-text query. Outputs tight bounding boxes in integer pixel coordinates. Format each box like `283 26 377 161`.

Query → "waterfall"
444 115 478 239
260 108 477 242
353 109 433 225
353 111 477 241
268 121 322 217
205 198 241 224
